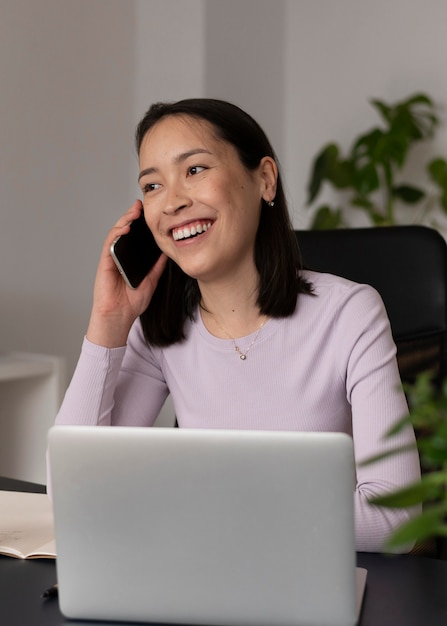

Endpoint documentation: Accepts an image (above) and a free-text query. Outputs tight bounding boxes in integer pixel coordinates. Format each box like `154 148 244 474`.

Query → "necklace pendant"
240 354 247 360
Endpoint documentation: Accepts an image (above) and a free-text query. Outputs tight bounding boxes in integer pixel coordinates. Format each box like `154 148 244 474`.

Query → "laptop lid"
49 426 361 626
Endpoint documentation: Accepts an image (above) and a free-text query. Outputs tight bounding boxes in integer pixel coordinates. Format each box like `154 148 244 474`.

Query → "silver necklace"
205 311 266 361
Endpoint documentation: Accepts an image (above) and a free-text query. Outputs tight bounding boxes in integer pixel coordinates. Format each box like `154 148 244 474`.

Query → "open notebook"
49 426 366 626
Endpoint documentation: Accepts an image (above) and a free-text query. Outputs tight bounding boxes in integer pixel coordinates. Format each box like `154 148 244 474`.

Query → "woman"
54 98 421 551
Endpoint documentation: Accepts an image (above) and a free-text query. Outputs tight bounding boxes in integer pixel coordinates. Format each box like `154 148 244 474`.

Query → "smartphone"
110 213 162 289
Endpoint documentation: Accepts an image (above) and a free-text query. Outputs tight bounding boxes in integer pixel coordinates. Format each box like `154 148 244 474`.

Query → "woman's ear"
259 156 278 203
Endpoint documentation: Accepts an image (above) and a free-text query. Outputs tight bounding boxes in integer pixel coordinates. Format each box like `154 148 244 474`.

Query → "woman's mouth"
172 221 213 241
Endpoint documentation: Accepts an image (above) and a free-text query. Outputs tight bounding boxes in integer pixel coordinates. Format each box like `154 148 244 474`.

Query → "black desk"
2 477 447 626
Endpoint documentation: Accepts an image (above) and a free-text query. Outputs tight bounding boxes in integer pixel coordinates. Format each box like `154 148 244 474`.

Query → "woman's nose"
163 183 192 215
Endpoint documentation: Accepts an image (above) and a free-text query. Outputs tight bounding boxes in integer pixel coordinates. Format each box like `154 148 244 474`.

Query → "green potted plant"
365 372 447 551
306 93 447 229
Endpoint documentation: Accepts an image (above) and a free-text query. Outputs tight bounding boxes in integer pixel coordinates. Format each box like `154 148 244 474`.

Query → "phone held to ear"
110 213 162 289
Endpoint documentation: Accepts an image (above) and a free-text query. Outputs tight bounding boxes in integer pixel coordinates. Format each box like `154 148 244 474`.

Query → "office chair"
295 225 447 557
295 225 447 387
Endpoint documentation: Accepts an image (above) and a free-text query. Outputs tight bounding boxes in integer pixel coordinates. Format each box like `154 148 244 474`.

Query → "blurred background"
2 0 447 380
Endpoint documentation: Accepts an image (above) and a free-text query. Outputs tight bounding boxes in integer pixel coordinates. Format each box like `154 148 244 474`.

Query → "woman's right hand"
86 200 168 348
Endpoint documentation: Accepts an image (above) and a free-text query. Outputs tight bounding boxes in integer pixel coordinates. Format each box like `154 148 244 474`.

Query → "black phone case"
110 214 162 289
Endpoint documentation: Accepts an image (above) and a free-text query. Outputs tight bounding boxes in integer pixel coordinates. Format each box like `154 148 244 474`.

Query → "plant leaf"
383 503 447 550
359 443 417 467
309 206 343 230
370 99 392 124
369 211 392 226
328 160 353 189
351 197 375 210
307 143 340 204
381 131 410 168
392 185 425 204
369 473 446 508
428 158 447 188
394 94 438 139
401 93 434 107
352 128 384 163
351 163 380 195
386 413 413 437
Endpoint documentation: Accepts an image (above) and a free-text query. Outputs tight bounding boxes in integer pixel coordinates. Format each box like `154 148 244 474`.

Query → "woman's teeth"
172 222 212 241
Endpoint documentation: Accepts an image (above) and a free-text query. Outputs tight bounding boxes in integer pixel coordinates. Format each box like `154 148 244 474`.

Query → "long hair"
136 98 312 346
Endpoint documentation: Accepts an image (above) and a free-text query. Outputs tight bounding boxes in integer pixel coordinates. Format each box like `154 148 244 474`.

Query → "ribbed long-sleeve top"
55 270 421 552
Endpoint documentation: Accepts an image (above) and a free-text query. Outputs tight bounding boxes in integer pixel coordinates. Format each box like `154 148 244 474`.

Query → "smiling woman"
52 98 421 553
135 109 295 344
131 100 309 347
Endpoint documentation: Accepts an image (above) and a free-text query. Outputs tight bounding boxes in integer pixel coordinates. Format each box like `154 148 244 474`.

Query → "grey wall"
2 0 447 396
204 0 286 161
1 0 135 376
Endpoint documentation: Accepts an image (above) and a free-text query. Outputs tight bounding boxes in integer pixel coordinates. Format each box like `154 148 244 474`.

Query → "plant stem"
378 164 394 225
385 185 394 224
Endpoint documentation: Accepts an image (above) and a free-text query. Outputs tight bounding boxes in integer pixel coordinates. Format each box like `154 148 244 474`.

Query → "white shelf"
0 353 55 381
0 352 65 485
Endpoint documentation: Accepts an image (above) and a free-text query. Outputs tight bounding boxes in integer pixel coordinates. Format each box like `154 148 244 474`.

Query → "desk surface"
2 477 447 626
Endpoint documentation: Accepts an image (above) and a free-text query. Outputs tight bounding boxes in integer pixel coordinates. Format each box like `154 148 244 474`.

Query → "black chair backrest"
295 226 447 384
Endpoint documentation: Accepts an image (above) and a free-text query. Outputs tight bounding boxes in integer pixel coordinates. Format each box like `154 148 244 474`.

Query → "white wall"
2 0 447 405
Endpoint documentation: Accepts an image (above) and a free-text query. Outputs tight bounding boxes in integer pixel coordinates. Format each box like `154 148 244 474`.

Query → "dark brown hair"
136 98 312 346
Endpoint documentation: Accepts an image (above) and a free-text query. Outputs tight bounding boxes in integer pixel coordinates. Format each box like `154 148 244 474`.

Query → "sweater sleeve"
55 321 169 428
54 338 127 426
336 282 422 552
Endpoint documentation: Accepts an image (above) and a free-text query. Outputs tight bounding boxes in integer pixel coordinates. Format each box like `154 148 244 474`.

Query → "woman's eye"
143 182 161 193
188 165 206 176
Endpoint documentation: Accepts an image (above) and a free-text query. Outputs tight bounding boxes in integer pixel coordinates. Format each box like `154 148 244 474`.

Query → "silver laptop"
48 426 366 626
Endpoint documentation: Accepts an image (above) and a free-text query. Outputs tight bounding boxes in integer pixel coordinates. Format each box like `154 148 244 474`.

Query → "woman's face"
138 114 277 285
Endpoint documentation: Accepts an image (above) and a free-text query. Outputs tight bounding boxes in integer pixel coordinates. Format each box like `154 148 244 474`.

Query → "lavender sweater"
55 271 421 551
